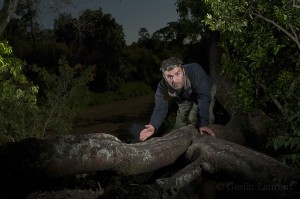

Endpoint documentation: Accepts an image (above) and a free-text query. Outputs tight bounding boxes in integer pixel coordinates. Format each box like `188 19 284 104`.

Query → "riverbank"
70 93 154 142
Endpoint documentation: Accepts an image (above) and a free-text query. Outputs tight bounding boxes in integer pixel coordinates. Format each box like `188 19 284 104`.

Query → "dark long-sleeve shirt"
149 63 212 131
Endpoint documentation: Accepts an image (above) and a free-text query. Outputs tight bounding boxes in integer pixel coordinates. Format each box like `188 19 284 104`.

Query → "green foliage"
177 0 300 167
0 41 94 143
268 136 300 151
203 0 299 35
75 9 126 91
203 0 249 32
201 0 300 112
124 44 162 84
6 7 127 93
265 69 300 168
267 108 300 167
32 58 95 137
176 0 211 40
0 41 39 143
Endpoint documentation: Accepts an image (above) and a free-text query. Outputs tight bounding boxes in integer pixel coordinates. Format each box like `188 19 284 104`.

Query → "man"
139 57 215 142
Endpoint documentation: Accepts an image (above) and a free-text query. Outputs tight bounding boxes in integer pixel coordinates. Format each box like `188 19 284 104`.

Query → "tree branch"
252 11 300 50
0 0 19 36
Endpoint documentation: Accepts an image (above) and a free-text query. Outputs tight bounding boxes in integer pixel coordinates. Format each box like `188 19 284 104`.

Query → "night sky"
36 0 179 44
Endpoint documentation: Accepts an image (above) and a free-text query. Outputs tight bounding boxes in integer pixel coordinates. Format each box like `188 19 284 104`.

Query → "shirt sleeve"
149 81 170 132
186 63 212 127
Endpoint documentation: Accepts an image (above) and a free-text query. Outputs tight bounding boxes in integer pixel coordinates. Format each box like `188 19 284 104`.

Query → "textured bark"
208 36 233 117
186 135 299 184
0 125 299 198
153 125 300 198
0 128 192 179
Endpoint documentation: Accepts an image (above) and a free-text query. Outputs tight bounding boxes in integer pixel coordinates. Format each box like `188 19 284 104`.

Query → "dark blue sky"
36 0 179 44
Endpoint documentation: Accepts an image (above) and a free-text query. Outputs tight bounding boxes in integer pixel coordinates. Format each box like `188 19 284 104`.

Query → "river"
70 93 154 143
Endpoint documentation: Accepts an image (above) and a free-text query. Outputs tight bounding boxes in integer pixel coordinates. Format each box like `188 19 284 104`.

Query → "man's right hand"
139 124 155 141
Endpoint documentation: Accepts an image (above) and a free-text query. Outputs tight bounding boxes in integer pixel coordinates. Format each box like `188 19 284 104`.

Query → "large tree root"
0 125 299 198
153 125 300 198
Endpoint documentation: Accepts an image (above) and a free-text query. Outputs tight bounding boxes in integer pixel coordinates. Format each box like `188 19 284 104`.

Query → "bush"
0 41 39 143
0 42 95 144
267 106 300 168
32 58 95 137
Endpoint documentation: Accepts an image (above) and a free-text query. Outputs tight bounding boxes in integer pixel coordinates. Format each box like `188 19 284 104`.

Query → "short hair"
160 57 183 72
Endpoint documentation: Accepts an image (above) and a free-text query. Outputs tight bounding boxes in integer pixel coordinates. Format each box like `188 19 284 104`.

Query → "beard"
171 82 184 90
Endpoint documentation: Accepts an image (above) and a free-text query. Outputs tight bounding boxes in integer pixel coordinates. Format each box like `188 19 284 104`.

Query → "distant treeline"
2 8 210 93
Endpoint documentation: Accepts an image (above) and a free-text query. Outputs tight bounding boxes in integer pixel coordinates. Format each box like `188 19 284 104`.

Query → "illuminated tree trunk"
0 125 299 198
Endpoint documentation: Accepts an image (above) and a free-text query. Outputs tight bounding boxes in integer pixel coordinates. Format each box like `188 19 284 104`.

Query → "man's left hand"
199 126 215 137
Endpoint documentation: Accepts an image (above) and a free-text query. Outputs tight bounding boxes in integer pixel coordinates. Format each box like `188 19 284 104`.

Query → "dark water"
71 94 154 143
119 122 146 143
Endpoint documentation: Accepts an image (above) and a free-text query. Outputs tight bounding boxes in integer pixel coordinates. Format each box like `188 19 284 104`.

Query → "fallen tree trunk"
153 125 300 198
6 129 191 178
0 125 299 198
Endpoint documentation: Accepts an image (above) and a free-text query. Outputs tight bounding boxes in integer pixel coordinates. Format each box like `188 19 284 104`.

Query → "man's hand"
139 124 155 141
199 126 215 137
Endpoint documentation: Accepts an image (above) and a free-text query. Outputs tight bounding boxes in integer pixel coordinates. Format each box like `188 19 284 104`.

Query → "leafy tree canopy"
176 0 300 167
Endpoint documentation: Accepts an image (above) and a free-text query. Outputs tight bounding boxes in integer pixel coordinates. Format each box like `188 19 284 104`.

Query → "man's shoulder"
157 79 168 90
183 63 201 68
183 63 205 74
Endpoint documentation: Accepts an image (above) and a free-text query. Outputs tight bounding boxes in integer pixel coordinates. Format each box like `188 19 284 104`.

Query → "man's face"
163 67 185 90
